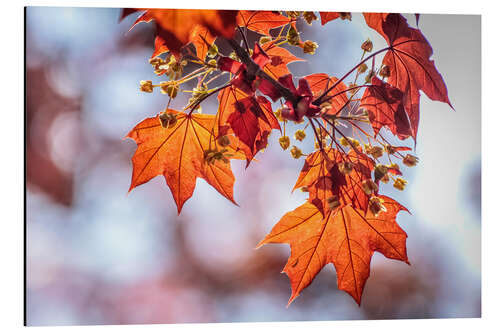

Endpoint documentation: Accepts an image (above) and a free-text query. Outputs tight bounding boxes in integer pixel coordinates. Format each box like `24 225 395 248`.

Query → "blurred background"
25 7 481 325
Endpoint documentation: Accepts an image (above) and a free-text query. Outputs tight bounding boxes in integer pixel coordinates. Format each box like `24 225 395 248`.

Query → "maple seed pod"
369 196 386 216
362 179 379 195
259 36 272 45
159 112 177 129
393 177 408 191
374 164 389 182
358 63 368 74
361 39 373 52
338 162 354 175
207 43 219 58
303 40 319 55
290 146 303 159
217 135 231 147
294 130 306 142
403 154 419 167
379 65 391 78
140 80 154 93
327 195 341 210
339 12 352 21
279 135 290 150
287 25 301 46
303 11 318 25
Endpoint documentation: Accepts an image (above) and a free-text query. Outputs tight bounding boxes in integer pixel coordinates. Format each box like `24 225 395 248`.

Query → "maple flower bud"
207 59 217 67
287 25 301 46
339 136 359 149
294 129 306 141
207 43 219 58
159 111 177 129
217 135 231 147
259 36 272 45
358 63 368 74
229 51 239 61
385 145 396 155
314 139 327 149
290 146 303 159
286 11 301 19
340 12 352 20
303 40 319 55
303 11 318 25
366 145 384 159
369 196 386 216
140 80 154 93
361 39 373 52
160 82 179 99
389 163 400 171
374 164 388 182
274 108 285 122
393 177 407 191
362 179 379 195
327 195 341 210
300 186 309 192
279 135 290 150
365 70 376 84
379 65 391 78
338 161 354 175
380 174 390 184
403 154 419 167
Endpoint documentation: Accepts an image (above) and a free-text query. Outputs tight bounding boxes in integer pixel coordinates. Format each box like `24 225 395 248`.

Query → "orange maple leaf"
304 73 349 115
293 148 374 215
258 195 409 305
260 41 304 80
126 110 244 213
125 9 238 58
217 86 280 164
237 10 291 35
360 76 412 140
319 12 340 25
363 13 453 139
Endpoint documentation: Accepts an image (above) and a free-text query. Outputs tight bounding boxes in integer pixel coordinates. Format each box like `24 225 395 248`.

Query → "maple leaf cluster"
121 9 452 305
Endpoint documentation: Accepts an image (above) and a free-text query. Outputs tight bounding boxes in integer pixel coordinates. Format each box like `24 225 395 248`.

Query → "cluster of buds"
303 11 318 25
339 136 360 149
290 146 303 159
160 81 179 98
365 144 384 159
374 164 388 182
286 25 301 46
186 84 209 111
393 177 407 191
159 111 178 129
339 12 352 21
358 63 368 74
279 135 290 150
302 40 319 55
150 55 187 79
403 154 419 167
204 148 232 164
362 179 379 195
361 39 373 53
140 80 154 93
369 196 386 216
294 129 306 141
